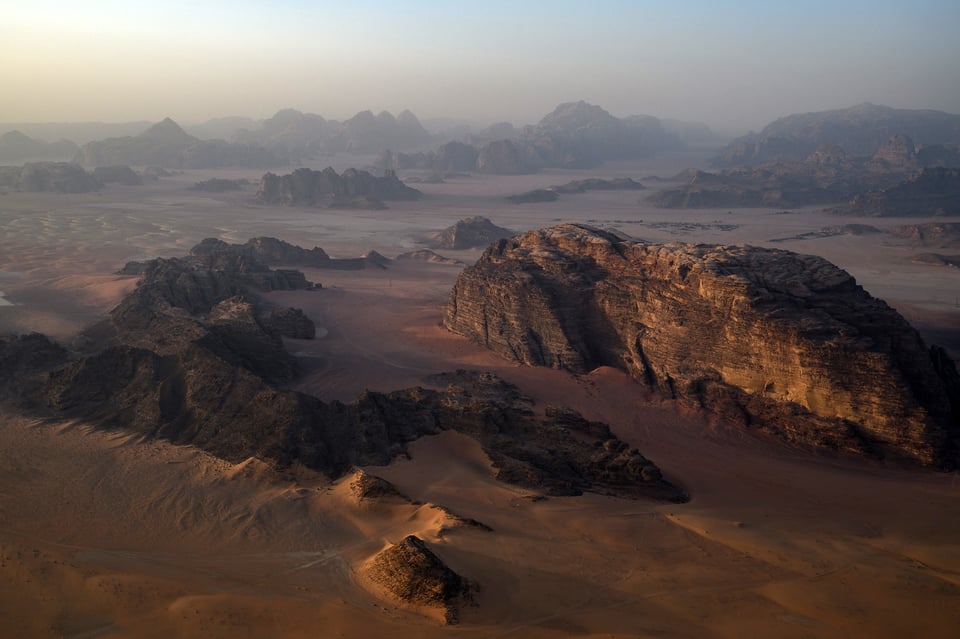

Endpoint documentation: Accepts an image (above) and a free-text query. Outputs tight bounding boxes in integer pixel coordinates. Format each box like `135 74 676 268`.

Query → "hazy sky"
4 0 959 133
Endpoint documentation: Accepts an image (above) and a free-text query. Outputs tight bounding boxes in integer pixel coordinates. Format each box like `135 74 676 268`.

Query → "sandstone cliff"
444 224 959 466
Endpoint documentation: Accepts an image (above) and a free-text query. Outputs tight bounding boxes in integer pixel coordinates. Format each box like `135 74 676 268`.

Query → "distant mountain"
74 118 284 169
376 101 694 175
0 130 78 162
714 103 960 166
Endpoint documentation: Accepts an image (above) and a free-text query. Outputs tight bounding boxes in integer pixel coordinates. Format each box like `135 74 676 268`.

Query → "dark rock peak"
444 224 959 466
365 535 474 624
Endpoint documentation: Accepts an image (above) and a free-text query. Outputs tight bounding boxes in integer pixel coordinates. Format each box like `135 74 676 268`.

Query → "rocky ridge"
444 224 959 466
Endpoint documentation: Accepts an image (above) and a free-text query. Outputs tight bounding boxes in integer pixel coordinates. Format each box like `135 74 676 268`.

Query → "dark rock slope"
444 224 959 466
364 535 475 624
1 238 683 502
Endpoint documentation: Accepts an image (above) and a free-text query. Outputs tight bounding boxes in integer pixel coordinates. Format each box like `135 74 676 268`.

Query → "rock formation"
428 217 514 250
2 238 682 502
255 167 421 209
364 535 474 624
477 139 526 174
828 168 960 216
444 224 959 466
0 162 101 193
890 222 960 247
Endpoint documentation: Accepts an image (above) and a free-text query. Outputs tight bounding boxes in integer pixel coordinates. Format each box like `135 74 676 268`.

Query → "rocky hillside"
444 224 959 466
0 238 683 502
715 103 960 166
255 167 420 209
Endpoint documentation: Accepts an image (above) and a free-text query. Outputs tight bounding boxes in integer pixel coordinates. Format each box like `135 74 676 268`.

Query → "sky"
3 0 959 133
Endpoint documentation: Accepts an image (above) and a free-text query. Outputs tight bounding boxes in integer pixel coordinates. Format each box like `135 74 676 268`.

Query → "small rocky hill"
428 217 513 250
364 535 475 624
444 224 960 466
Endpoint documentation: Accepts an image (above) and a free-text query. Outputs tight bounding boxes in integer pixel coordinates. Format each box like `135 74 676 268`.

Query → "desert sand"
1 153 958 637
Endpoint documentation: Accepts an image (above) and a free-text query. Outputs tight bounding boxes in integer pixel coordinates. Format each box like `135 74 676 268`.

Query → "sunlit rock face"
444 224 959 465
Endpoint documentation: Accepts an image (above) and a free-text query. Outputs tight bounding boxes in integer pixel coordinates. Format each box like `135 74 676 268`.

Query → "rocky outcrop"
364 535 474 624
828 168 960 216
714 103 960 166
0 162 101 193
255 167 421 208
444 224 959 466
477 139 526 174
266 307 316 339
91 165 143 185
890 222 960 247
428 217 513 250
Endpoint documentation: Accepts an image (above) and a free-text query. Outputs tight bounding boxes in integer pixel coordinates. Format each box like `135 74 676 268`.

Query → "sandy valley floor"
1 153 958 637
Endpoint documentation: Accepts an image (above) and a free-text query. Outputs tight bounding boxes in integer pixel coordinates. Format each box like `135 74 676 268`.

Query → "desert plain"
1 152 959 638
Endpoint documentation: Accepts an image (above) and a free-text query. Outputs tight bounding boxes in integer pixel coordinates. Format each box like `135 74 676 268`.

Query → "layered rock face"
444 224 959 465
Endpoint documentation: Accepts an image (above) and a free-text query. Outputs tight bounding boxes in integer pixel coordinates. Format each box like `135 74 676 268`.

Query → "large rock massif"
0 237 682 502
444 224 959 466
255 167 421 209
